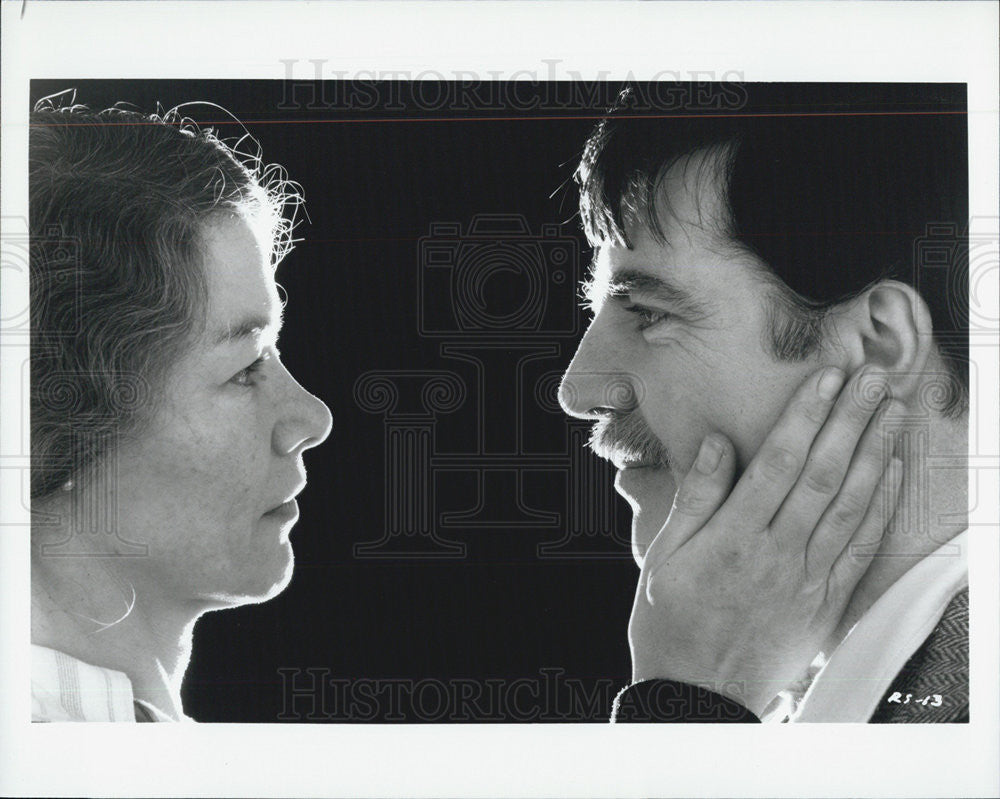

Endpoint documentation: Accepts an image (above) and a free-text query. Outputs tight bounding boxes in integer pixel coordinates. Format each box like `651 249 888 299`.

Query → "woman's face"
106 215 332 607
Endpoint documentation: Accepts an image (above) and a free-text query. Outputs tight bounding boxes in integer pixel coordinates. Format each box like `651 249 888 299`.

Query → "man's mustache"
588 410 670 469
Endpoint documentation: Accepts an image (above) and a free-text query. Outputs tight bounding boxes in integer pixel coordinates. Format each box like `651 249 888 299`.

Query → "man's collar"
791 529 968 722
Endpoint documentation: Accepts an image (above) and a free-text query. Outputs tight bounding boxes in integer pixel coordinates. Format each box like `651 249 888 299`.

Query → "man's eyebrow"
607 269 696 303
213 313 282 346
584 267 707 315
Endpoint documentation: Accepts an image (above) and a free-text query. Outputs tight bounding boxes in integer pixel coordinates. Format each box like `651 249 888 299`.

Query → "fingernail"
817 367 845 400
695 435 724 474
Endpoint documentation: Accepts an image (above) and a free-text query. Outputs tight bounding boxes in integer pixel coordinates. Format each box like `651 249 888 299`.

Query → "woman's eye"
231 354 269 387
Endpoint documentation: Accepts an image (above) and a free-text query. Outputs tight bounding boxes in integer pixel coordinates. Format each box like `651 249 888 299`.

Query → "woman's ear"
827 280 934 403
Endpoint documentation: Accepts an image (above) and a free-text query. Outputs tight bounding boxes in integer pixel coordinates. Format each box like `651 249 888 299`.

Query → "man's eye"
625 305 671 330
231 354 269 387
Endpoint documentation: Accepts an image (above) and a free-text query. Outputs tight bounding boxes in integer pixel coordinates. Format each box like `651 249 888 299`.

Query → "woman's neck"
31 543 198 721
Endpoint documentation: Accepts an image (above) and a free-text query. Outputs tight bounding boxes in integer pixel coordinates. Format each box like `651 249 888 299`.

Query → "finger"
725 366 850 530
644 433 736 604
801 398 899 576
825 455 904 596
771 366 894 545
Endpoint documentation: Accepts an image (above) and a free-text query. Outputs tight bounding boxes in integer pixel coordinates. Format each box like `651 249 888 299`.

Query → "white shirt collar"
32 644 139 722
31 644 180 722
791 529 968 723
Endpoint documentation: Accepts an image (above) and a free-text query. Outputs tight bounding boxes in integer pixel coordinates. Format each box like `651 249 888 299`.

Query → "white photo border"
1 2 998 797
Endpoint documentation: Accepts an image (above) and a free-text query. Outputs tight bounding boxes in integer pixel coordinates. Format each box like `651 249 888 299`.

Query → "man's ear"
827 280 934 402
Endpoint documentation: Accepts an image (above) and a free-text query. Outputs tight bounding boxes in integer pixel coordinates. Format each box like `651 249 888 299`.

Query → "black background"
30 79 967 723
31 79 642 722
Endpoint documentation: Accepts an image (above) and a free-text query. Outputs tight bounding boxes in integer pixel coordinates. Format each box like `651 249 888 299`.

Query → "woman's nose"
272 379 333 456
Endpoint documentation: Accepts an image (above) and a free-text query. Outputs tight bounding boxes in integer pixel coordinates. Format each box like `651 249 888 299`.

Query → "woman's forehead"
200 217 282 339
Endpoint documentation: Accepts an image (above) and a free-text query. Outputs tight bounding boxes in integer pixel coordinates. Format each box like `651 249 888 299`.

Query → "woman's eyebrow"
213 314 280 346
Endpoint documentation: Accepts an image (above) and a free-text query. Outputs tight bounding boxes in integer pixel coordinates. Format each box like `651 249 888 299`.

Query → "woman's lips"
262 498 299 524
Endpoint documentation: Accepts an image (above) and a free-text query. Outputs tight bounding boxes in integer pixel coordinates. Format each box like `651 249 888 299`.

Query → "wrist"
632 659 776 719
612 679 762 723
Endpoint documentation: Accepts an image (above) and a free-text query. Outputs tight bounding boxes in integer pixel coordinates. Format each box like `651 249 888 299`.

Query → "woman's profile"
30 94 332 722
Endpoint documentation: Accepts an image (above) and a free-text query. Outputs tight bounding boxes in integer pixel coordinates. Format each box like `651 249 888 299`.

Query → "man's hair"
30 93 303 499
575 84 969 417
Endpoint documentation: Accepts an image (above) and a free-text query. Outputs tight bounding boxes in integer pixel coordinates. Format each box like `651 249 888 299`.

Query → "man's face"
107 216 332 607
560 150 833 565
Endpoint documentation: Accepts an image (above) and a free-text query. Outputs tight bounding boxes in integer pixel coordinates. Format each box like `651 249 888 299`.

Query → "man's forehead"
590 165 748 286
584 214 761 317
591 233 698 282
587 246 706 308
607 144 736 262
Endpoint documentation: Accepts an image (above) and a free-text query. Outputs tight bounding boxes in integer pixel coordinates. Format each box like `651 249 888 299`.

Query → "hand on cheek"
628 365 903 718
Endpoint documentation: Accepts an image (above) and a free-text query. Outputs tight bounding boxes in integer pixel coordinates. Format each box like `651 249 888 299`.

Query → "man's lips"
614 461 675 505
613 459 667 471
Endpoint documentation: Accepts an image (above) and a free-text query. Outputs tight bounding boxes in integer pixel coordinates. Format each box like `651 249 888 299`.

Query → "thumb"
645 433 736 604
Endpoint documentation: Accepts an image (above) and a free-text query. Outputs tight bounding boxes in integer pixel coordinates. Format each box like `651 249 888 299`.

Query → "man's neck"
828 411 968 648
31 545 200 721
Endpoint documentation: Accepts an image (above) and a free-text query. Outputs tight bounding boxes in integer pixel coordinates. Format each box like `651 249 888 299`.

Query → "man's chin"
614 466 677 567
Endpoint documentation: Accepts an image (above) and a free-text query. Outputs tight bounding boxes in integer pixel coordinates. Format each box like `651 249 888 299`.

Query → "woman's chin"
200 544 296 608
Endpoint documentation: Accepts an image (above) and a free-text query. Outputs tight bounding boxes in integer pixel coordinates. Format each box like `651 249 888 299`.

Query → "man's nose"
558 321 640 419
273 376 333 457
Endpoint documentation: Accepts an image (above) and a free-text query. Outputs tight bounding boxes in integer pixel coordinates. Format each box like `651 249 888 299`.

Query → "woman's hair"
30 92 303 499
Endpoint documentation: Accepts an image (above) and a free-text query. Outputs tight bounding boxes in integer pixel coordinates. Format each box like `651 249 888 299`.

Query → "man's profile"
559 85 969 722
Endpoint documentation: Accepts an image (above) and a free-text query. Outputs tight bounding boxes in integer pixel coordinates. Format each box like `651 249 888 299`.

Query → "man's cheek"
729 382 805 471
